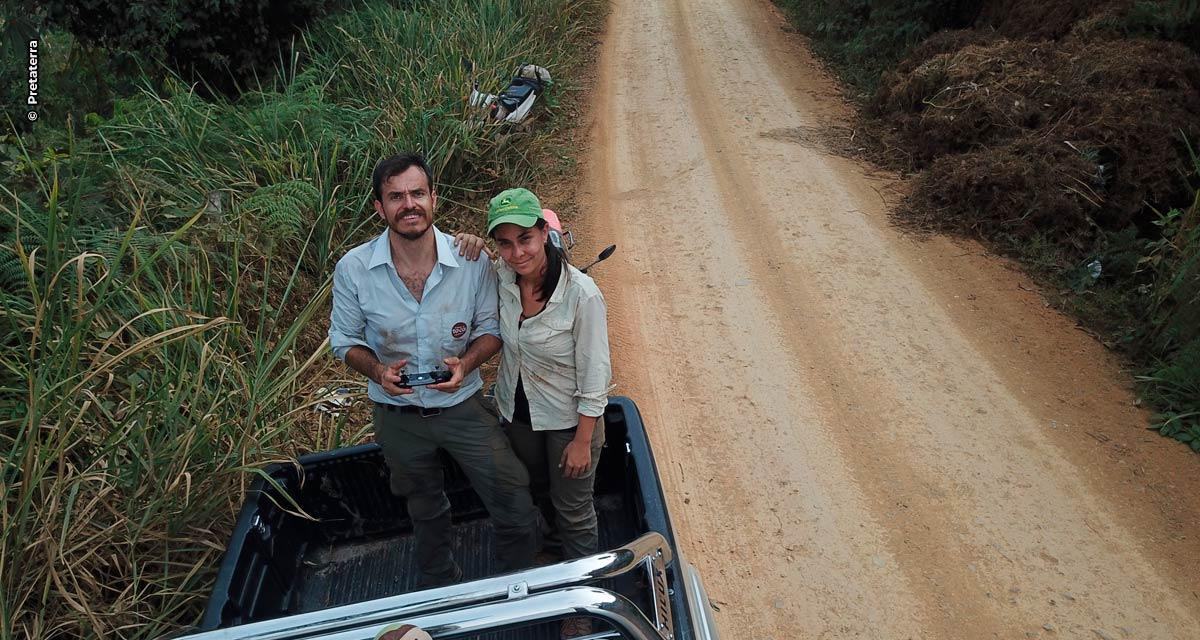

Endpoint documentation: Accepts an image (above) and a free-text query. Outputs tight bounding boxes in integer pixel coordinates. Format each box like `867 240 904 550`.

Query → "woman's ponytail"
537 229 568 302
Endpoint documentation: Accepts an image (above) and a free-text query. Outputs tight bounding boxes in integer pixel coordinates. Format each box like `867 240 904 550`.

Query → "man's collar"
367 226 455 269
433 227 460 268
367 229 391 269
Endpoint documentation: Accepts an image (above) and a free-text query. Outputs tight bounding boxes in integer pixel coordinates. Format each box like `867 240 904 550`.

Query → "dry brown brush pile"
777 0 1200 444
851 0 1200 448
871 34 1200 243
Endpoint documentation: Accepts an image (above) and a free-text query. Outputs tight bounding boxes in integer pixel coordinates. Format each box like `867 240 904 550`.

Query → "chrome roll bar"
177 532 673 640
280 587 660 640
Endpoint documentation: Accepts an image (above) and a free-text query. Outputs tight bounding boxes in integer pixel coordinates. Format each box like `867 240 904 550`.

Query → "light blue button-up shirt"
329 227 500 408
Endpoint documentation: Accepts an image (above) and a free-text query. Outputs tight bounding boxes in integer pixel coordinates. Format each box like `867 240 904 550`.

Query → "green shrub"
1115 0 1200 53
1138 163 1200 446
1141 340 1200 450
773 0 982 93
36 0 345 97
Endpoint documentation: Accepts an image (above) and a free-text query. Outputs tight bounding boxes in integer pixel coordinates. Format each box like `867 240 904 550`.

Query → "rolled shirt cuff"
329 333 369 362
575 393 609 418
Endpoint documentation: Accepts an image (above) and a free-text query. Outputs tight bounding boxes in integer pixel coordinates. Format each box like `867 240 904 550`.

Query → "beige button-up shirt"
495 260 612 431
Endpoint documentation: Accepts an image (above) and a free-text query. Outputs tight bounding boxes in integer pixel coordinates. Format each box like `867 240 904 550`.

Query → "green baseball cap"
487 188 544 233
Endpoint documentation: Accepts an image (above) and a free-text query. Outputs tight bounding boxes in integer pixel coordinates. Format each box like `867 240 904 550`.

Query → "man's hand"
559 437 593 479
377 359 414 396
428 356 466 393
453 233 492 261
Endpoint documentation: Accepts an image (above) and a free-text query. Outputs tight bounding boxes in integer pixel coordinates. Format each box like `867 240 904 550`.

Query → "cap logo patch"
451 322 468 339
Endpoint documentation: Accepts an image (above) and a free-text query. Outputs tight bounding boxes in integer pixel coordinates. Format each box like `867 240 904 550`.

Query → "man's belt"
376 402 442 418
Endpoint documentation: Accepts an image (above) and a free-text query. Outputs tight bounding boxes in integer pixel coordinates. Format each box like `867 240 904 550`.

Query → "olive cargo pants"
503 417 605 560
373 393 537 586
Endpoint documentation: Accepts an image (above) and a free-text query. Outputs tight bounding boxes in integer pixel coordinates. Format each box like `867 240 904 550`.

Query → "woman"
486 188 612 638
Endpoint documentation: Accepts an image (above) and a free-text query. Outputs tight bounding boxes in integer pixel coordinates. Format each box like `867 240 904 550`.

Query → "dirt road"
572 0 1200 638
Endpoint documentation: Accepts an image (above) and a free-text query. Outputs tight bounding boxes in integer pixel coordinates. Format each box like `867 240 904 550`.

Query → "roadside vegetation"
775 0 1200 450
0 0 603 637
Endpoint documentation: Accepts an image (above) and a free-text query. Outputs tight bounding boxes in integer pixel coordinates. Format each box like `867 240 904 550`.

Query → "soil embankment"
571 0 1200 637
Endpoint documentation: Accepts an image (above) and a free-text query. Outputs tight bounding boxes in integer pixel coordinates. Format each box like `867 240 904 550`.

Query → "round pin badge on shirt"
451 322 468 339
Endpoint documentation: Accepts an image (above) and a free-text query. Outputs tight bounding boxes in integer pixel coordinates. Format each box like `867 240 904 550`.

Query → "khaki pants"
373 393 537 585
503 417 605 560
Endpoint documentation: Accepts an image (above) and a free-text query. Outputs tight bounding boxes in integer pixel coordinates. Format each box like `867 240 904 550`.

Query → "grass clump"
0 0 605 637
771 0 983 94
1137 183 1200 449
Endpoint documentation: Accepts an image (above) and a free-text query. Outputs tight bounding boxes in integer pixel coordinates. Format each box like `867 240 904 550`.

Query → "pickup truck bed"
184 397 716 640
292 495 639 614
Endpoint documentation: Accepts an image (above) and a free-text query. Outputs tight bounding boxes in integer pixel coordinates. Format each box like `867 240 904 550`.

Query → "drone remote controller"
399 370 453 388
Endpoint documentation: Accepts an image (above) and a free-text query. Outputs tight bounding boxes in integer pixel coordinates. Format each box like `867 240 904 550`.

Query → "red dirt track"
570 0 1200 638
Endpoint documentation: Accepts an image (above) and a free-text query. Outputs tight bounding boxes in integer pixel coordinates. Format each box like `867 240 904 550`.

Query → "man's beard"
395 225 430 241
392 210 431 240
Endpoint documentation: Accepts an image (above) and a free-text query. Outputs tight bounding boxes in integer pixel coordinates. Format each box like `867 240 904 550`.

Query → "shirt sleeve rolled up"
471 261 502 342
329 258 370 362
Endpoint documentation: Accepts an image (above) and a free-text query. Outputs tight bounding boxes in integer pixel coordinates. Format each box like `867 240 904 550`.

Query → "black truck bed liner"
198 398 686 639
293 497 638 612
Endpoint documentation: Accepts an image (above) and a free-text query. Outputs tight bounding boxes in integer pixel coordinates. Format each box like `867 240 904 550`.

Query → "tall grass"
1138 145 1200 449
0 0 604 637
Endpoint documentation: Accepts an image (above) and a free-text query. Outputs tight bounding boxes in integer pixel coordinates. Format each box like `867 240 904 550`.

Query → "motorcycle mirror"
579 244 617 274
460 57 475 73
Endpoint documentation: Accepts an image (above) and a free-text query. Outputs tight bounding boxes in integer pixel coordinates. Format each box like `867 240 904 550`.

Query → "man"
329 152 537 586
